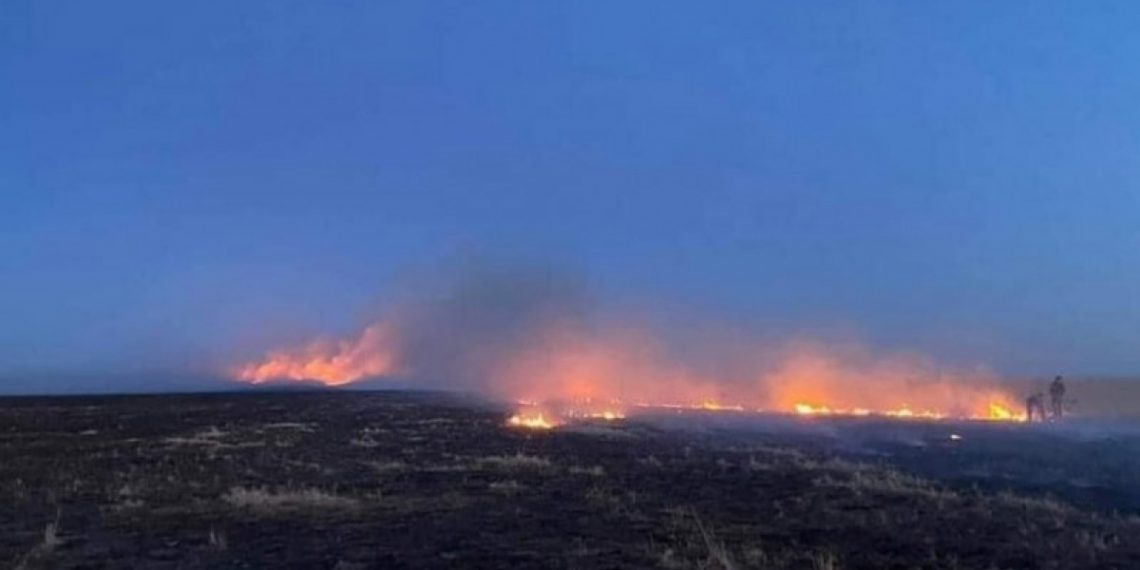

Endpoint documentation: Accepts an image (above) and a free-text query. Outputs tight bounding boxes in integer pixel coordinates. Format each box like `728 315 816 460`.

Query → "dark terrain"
2 391 1139 569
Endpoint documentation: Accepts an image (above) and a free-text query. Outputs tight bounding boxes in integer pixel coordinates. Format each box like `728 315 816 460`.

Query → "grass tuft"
223 487 358 514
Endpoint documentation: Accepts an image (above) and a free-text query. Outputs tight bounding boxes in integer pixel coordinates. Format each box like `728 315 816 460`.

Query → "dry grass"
811 458 958 503
163 426 267 450
261 422 316 432
7 392 1138 569
657 509 737 570
223 487 358 514
640 455 665 468
994 490 1075 515
163 426 227 446
14 521 62 570
811 551 840 570
656 508 847 570
488 480 525 495
750 444 809 462
423 462 471 472
568 465 606 477
746 455 774 471
561 424 639 439
349 434 380 448
208 528 227 551
691 511 738 570
585 484 639 516
475 453 553 470
364 459 408 473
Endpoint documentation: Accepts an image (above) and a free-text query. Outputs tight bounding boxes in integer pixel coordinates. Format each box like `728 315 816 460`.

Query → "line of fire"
232 318 1062 430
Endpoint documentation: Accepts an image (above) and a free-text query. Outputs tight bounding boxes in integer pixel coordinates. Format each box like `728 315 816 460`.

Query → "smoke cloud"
235 261 1023 420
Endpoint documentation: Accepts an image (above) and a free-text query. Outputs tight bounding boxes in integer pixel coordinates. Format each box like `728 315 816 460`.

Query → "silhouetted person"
1026 392 1046 422
1049 375 1066 420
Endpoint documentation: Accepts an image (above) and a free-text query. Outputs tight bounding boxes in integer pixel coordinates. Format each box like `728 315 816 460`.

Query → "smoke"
234 261 1023 419
393 263 591 395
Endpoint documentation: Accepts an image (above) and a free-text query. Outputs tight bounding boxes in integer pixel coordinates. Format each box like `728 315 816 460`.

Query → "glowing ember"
509 397 1026 428
700 400 745 412
884 407 945 419
986 403 1019 421
569 409 626 421
794 403 834 416
792 400 1023 422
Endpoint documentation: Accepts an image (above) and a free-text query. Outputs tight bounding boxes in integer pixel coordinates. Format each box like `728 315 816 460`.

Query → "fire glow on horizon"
233 316 1027 426
234 324 400 386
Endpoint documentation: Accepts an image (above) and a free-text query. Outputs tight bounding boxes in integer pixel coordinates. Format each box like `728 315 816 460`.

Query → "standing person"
1049 375 1066 420
1025 392 1045 422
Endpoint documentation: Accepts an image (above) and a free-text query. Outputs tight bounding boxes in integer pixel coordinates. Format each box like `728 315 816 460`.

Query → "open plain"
3 391 1139 569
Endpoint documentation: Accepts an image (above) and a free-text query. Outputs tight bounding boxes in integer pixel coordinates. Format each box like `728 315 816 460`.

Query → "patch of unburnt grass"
993 490 1076 515
163 425 267 451
474 453 553 470
222 486 359 515
487 480 526 495
567 465 606 477
260 422 316 432
13 520 62 570
560 424 639 439
653 507 844 570
349 434 380 448
639 454 665 468
814 461 958 503
656 508 737 570
585 483 640 518
363 459 408 473
162 425 227 446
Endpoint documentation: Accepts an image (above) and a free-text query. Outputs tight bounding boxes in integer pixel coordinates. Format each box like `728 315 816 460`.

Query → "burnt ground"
2 391 1139 569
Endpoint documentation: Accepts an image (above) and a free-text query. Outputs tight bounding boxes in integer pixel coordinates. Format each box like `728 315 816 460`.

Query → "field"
2 391 1139 569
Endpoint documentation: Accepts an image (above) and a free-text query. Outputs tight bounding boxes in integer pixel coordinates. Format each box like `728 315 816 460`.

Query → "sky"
2 2 1140 392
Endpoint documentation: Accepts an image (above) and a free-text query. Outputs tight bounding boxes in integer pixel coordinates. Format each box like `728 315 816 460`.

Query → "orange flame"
506 409 559 430
234 324 399 386
768 348 1026 422
234 318 1025 423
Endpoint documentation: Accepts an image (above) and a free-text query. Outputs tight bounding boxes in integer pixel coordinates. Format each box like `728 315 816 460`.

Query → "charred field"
2 391 1139 570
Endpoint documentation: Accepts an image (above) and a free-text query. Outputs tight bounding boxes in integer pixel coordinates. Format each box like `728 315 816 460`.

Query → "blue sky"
3 2 1140 390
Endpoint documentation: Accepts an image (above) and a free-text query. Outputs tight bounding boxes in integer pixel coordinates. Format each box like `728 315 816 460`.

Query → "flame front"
769 349 1026 422
506 410 559 430
234 324 399 386
234 316 1025 424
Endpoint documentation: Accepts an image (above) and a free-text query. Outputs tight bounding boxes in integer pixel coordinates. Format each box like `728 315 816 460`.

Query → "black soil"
2 391 1138 569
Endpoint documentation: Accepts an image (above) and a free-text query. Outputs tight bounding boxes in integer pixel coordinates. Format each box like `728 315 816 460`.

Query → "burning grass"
232 285 1027 428
505 397 1024 436
234 323 399 385
505 410 559 430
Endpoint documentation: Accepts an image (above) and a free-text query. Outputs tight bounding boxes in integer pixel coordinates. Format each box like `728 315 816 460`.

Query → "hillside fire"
234 324 399 386
234 313 1026 427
